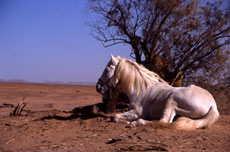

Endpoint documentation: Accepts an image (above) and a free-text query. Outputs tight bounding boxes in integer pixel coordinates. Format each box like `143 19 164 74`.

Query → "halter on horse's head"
96 55 120 95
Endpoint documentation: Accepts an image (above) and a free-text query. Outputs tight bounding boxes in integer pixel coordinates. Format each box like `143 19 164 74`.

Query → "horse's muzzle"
96 82 104 95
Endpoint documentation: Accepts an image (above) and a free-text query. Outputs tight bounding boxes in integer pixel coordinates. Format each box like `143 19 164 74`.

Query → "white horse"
96 55 219 130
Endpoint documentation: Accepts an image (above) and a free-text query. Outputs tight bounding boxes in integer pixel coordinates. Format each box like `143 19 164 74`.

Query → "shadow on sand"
36 103 113 121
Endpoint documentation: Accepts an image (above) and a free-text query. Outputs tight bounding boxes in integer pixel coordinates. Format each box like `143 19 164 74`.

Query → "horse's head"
96 55 119 95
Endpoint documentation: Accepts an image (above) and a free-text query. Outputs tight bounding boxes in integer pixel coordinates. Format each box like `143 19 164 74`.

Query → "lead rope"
171 71 183 86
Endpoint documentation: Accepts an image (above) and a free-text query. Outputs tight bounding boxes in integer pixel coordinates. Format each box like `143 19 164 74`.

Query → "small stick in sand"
10 102 27 116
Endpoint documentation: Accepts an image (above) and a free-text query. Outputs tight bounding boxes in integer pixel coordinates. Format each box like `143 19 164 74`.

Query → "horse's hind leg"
160 98 176 123
129 119 169 128
129 118 152 127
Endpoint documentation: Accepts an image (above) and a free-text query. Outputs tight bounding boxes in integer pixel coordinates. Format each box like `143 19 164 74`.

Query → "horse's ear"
111 54 118 65
110 53 115 59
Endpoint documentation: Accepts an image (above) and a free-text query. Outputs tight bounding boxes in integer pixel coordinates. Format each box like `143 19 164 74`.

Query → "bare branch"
88 0 230 85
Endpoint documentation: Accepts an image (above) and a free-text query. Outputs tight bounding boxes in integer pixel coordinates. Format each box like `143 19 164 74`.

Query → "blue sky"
0 0 131 83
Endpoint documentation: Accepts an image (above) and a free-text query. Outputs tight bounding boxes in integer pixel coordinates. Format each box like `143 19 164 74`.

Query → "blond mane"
115 57 168 94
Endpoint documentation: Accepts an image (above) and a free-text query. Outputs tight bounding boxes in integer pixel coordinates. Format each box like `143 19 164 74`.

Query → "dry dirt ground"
0 82 229 152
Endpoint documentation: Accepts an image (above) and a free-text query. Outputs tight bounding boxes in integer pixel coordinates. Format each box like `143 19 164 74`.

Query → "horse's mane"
115 57 168 94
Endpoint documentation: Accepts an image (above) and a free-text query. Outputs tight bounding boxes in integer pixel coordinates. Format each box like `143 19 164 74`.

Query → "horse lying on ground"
96 55 219 130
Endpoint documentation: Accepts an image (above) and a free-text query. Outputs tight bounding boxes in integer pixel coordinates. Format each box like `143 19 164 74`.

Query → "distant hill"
8 79 28 83
0 79 96 86
67 82 96 86
43 80 96 86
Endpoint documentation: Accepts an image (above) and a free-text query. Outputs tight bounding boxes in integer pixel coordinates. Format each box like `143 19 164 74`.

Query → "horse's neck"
126 82 173 106
116 59 171 104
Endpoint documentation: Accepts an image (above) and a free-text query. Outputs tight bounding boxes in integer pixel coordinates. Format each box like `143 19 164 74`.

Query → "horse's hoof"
126 121 137 128
113 114 121 122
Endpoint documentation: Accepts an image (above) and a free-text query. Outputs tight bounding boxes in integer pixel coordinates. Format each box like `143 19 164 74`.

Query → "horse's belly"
145 109 163 120
142 102 166 120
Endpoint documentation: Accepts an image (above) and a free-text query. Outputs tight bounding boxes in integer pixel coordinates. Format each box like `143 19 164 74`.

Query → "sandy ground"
0 82 229 152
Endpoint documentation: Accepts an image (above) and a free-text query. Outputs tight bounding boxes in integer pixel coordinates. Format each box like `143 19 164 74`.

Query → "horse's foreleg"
114 109 139 124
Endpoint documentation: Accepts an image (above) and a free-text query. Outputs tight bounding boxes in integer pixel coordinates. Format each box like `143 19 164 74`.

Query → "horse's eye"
105 68 110 73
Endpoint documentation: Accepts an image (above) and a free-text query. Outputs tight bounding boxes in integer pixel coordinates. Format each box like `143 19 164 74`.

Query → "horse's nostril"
96 84 102 93
96 84 100 89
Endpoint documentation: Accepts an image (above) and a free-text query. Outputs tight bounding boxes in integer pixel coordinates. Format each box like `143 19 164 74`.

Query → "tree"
88 0 230 86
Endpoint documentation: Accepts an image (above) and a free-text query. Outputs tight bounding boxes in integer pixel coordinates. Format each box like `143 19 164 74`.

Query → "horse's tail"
170 106 219 130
